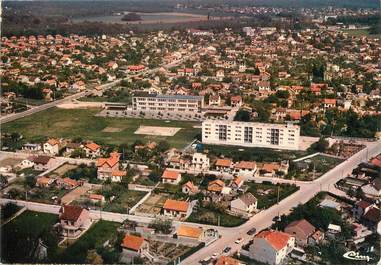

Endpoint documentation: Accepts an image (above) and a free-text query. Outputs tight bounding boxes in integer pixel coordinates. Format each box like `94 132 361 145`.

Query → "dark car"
223 247 231 253
247 227 257 235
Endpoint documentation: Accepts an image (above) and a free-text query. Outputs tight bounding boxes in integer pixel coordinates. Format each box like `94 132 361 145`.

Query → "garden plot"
135 193 168 216
134 126 181 136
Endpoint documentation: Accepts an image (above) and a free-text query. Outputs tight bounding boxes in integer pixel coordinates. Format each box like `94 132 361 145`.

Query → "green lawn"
102 188 147 213
1 210 59 263
247 182 299 209
2 107 200 148
203 144 307 162
59 220 120 263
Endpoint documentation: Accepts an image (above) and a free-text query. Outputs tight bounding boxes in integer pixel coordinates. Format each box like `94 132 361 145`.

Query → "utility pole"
277 186 280 204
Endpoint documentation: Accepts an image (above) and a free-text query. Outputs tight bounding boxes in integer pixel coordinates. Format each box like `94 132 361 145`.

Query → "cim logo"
343 251 372 262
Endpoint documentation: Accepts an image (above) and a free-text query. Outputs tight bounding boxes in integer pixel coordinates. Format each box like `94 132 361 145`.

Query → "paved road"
0 48 204 124
181 141 381 264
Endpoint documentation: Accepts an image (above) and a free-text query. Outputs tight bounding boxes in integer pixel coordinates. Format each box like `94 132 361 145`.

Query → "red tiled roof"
234 161 256 170
162 169 181 180
121 234 144 251
85 142 100 152
215 159 232 167
255 230 291 251
97 152 120 168
163 199 189 212
60 205 85 222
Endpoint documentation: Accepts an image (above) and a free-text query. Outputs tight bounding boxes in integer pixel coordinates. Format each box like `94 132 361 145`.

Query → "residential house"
18 158 35 169
234 161 257 177
284 219 316 247
353 200 372 220
31 156 51 171
230 176 244 190
22 143 42 152
36 176 55 188
97 152 120 181
57 177 79 190
182 181 199 195
191 153 210 171
83 142 101 158
326 224 341 239
209 95 221 106
230 192 258 216
43 139 60 155
361 206 380 232
249 230 295 265
231 95 243 107
176 225 204 241
89 194 105 204
207 180 225 194
121 234 149 260
161 169 182 185
59 205 91 238
163 199 192 219
215 159 233 172
111 170 126 182
323 98 337 109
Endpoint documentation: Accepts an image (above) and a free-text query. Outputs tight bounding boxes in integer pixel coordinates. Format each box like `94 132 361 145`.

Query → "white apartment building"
132 94 204 113
202 120 300 150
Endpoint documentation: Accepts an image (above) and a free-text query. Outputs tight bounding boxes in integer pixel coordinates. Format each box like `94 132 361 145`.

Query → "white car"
235 238 243 244
211 253 219 259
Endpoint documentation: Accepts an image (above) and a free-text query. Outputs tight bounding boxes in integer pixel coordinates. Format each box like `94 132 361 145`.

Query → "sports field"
2 108 201 149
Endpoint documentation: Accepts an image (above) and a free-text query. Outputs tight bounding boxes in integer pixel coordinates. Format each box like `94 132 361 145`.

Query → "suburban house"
249 230 295 265
176 225 204 241
161 169 182 185
57 177 79 190
22 143 42 152
215 158 233 172
18 159 35 169
191 153 210 171
353 200 373 220
43 138 60 155
284 219 316 246
162 199 192 219
234 161 257 177
182 181 199 195
326 224 341 238
83 142 101 158
31 155 51 171
88 193 105 204
111 170 126 182
59 205 91 238
96 152 120 181
230 176 244 190
36 176 55 188
230 192 258 216
207 180 225 194
231 95 243 107
361 206 381 232
121 234 149 260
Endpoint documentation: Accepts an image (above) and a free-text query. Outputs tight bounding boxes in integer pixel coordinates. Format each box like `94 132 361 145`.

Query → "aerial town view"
1 0 381 264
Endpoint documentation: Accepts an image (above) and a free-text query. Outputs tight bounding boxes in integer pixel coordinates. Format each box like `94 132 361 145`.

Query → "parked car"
223 247 231 253
235 238 243 244
247 227 257 235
